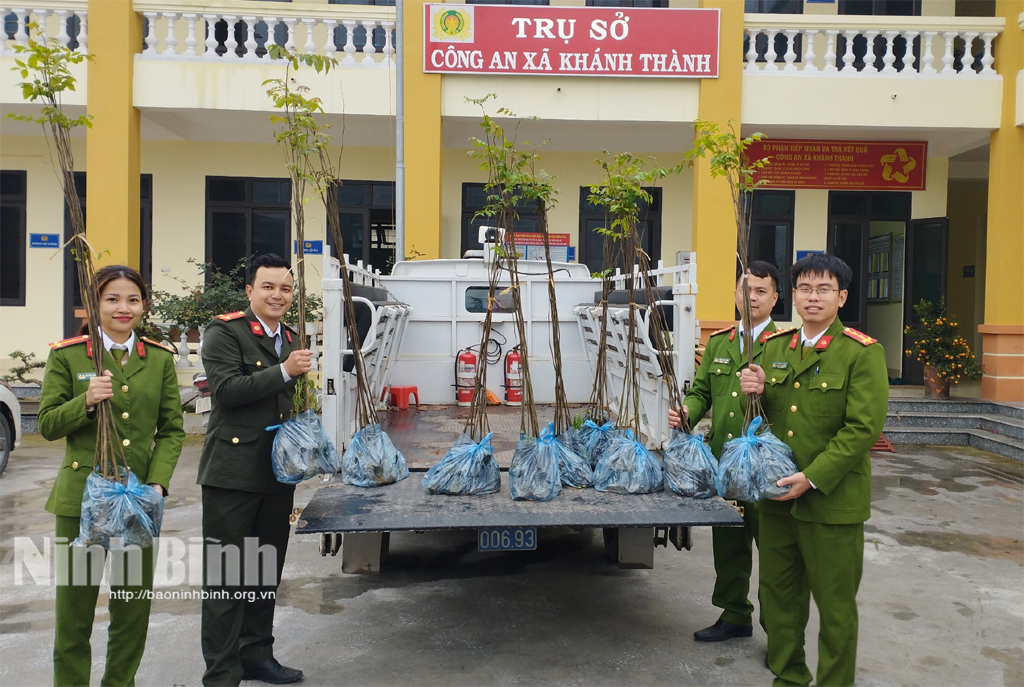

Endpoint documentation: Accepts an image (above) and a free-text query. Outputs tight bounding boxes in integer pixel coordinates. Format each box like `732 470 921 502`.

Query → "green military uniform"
683 321 776 629
38 333 184 687
197 308 299 686
756 318 887 686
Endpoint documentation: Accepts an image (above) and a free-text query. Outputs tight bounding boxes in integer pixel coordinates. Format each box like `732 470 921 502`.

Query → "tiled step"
882 426 1024 462
885 411 1024 441
887 398 1023 420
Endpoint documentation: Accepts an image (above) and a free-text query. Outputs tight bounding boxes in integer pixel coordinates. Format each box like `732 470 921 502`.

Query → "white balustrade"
1 4 88 55
127 4 396 66
742 15 1003 78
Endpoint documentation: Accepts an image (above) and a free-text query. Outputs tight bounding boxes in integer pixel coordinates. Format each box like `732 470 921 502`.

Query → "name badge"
713 357 730 364
772 362 788 369
77 372 96 381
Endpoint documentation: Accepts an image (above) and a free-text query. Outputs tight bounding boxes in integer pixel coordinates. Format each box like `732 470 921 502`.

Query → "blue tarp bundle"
715 416 798 501
73 470 164 549
576 419 619 467
663 429 719 498
509 430 561 502
341 423 409 488
594 429 664 494
423 431 501 495
556 426 595 488
267 409 342 484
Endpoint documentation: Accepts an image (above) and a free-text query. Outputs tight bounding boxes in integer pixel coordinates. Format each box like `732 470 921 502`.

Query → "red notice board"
424 3 719 78
747 140 928 191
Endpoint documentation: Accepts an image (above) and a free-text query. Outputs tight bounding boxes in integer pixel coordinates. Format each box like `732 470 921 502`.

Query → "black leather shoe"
693 619 754 642
242 658 304 684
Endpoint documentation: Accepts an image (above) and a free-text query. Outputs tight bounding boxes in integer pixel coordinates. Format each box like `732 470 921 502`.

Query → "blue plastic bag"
556 426 594 488
663 429 718 498
267 409 341 485
509 431 561 502
594 429 664 494
577 419 619 467
715 416 798 501
73 470 164 549
423 431 500 495
342 423 409 488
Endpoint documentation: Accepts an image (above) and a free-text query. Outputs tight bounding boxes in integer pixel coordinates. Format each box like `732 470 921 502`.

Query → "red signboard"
424 4 719 78
747 139 928 191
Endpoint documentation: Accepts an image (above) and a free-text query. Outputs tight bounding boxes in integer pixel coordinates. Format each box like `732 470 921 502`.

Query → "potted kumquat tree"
904 298 982 399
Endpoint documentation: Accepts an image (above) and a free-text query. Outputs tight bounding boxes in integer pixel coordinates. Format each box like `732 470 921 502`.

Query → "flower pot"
923 364 951 400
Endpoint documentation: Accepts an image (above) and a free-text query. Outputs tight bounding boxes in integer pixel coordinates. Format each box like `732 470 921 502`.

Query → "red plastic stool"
387 385 419 410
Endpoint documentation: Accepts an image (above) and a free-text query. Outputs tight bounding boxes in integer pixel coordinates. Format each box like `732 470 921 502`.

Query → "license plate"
194 396 211 414
477 526 537 551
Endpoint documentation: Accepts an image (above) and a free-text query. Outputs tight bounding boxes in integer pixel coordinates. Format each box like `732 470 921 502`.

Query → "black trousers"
200 486 293 686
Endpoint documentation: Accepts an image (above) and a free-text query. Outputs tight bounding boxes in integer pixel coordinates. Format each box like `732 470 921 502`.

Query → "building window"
746 190 795 322
205 177 291 278
745 0 802 11
838 0 920 15
578 187 662 276
327 180 396 274
461 183 544 257
1 170 27 307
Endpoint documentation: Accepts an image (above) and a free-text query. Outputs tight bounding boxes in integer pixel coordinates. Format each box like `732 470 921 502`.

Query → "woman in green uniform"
38 264 184 687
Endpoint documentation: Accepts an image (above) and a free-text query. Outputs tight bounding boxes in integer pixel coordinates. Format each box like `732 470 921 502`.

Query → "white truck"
297 247 741 573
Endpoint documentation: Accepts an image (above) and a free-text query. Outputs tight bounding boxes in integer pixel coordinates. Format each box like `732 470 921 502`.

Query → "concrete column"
691 0 745 339
980 0 1023 402
402 0 442 260
85 0 143 269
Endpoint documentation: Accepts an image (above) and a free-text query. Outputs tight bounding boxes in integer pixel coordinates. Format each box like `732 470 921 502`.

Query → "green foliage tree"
2 350 46 386
684 119 769 426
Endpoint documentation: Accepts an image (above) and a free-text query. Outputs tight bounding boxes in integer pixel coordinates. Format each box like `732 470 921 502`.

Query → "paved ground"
1 423 1022 686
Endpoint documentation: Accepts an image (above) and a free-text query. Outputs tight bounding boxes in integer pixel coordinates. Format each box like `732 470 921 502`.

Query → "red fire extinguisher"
456 348 477 407
505 348 522 406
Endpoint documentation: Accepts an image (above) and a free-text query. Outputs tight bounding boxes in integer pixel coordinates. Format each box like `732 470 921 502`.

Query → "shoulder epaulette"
709 325 735 338
766 327 797 341
141 336 178 355
215 311 246 321
842 327 877 346
49 335 89 350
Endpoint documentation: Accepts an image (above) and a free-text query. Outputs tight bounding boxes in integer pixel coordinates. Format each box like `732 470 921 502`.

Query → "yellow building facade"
1 0 1021 401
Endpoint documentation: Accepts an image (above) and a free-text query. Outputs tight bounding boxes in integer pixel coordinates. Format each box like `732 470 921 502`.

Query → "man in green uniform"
669 261 780 642
198 253 312 686
740 253 888 686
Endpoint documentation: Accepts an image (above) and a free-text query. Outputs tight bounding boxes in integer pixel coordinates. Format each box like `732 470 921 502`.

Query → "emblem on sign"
880 147 917 184
432 5 473 43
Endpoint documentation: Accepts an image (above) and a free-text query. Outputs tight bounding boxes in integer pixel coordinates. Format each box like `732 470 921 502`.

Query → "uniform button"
122 438 130 447
787 430 794 437
121 384 129 392
121 411 129 419
736 371 741 377
232 437 239 444
821 382 828 388
771 377 777 383
727 433 733 439
256 361 263 367
279 414 283 419
791 405 797 412
716 368 721 373
793 382 800 389
731 391 738 397
729 412 735 418
71 461 79 469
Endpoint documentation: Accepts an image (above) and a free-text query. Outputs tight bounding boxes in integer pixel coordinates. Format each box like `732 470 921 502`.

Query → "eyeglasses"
795 286 837 296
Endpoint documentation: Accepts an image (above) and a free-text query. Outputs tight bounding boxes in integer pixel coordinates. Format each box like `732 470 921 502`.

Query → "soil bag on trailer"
267 409 342 485
341 423 409 488
555 426 594 488
594 429 664 494
423 431 500 495
509 431 561 502
715 416 798 501
577 419 618 468
663 429 718 499
73 470 165 549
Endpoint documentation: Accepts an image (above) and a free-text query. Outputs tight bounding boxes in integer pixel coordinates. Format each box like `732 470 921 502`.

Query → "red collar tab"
790 333 799 350
86 340 93 358
285 329 293 344
728 329 736 342
250 320 264 337
136 341 147 358
758 329 774 344
816 335 833 351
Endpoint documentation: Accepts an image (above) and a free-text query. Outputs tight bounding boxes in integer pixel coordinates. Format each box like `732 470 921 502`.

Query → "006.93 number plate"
477 526 537 551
